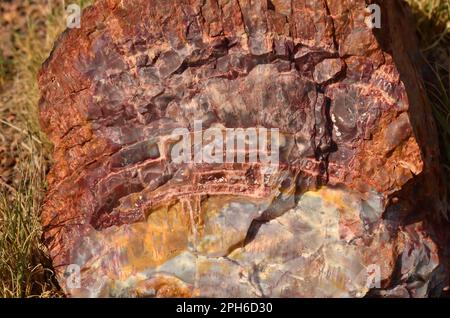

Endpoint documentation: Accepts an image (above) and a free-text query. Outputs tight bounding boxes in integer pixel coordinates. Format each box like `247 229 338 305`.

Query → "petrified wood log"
38 0 448 297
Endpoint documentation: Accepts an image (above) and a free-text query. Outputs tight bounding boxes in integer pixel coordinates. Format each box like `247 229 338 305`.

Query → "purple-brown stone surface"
38 0 449 297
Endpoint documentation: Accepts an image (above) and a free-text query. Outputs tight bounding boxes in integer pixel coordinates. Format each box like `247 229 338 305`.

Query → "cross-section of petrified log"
38 0 449 297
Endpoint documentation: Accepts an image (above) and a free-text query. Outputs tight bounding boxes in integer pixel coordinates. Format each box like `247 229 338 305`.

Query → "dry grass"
0 0 448 297
0 0 89 298
406 0 450 184
0 141 58 297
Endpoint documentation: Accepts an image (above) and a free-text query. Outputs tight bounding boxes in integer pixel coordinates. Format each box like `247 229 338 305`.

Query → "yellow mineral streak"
121 202 191 276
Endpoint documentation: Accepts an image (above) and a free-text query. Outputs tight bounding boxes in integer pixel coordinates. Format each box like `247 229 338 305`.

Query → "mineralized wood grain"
38 0 448 297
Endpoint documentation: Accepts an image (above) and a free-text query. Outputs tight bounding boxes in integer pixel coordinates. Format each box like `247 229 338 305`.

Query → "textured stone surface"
38 0 448 297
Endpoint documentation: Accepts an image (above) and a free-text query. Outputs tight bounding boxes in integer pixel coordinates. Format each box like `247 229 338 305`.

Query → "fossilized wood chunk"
38 0 448 297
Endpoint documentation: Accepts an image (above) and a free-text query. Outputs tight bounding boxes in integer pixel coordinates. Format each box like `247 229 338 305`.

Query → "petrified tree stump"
38 0 448 297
